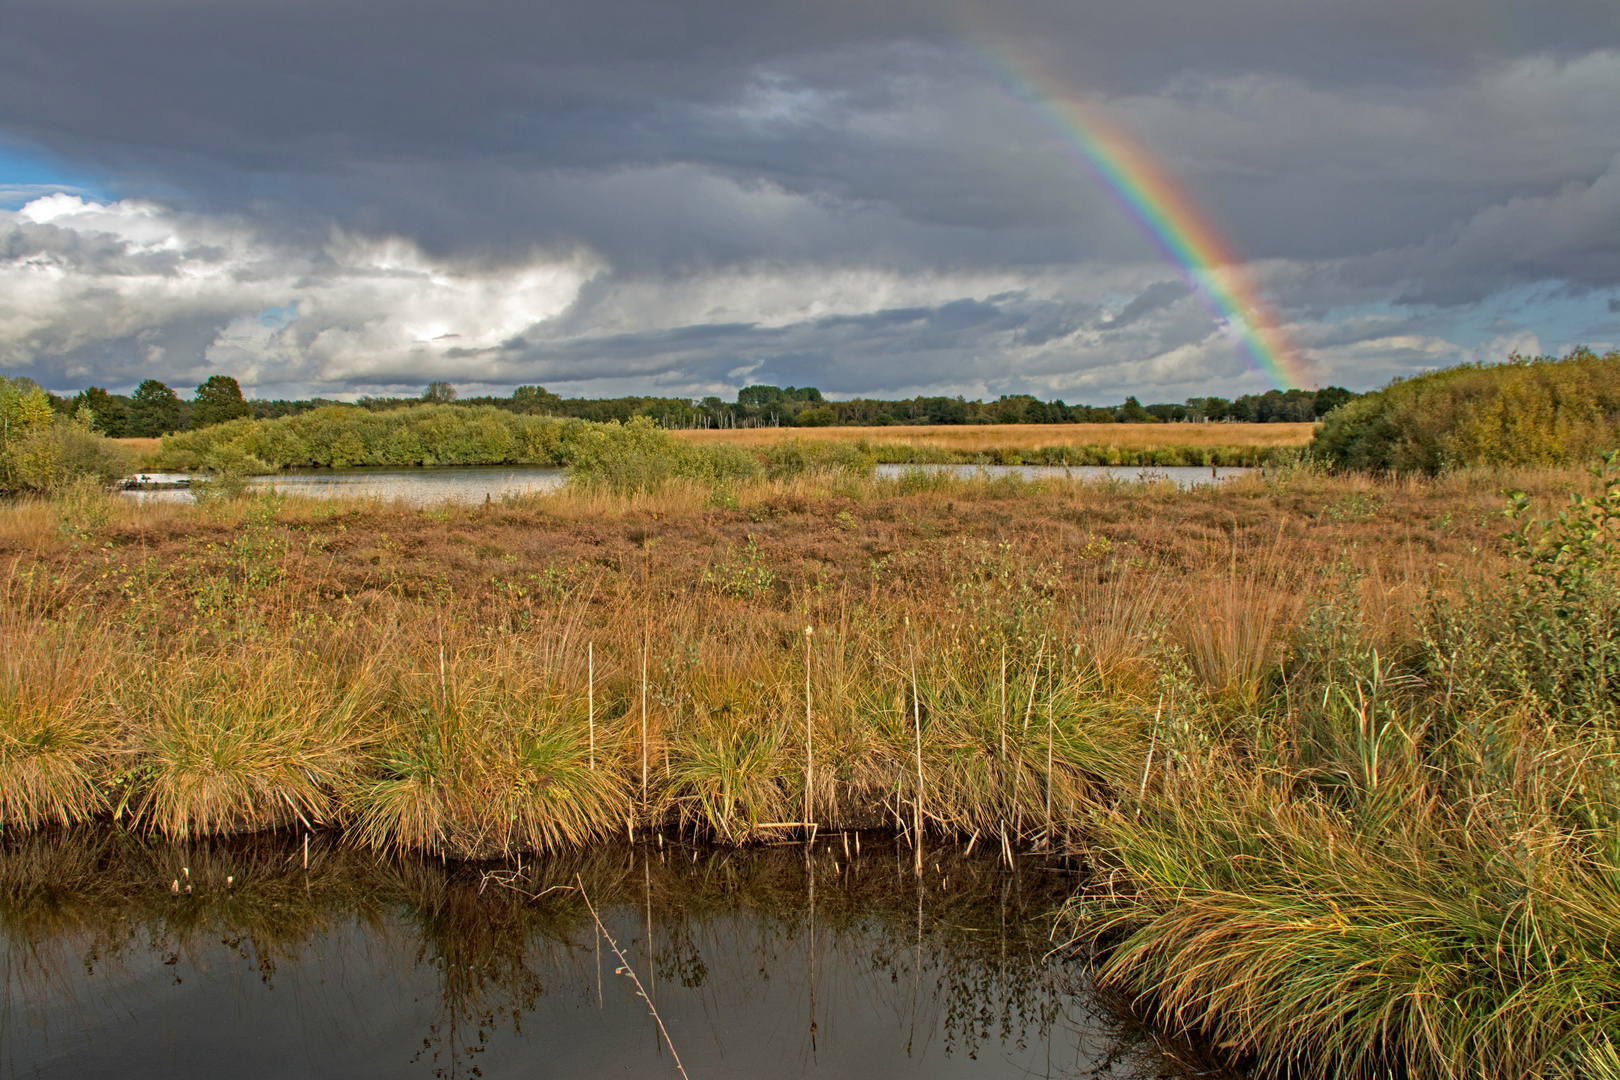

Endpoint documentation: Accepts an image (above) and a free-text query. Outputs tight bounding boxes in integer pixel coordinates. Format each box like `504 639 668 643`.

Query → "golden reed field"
673 420 1316 453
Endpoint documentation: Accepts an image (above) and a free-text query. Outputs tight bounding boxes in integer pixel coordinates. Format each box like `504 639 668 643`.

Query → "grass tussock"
350 635 631 856
0 615 112 829
118 638 380 837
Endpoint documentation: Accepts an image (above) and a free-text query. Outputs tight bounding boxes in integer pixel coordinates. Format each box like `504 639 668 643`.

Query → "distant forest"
49 375 1358 438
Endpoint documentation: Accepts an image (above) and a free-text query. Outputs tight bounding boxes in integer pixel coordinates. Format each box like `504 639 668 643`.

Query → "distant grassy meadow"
6 349 1620 1079
672 420 1315 465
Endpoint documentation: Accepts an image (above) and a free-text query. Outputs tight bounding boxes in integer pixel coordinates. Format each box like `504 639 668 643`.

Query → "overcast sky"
2 0 1617 404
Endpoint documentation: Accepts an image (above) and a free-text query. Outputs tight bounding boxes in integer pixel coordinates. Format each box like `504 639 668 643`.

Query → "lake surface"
2 832 1216 1080
119 462 1249 506
872 464 1251 488
120 465 568 506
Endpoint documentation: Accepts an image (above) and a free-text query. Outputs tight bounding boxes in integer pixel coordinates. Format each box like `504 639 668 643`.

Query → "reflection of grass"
0 828 1163 1079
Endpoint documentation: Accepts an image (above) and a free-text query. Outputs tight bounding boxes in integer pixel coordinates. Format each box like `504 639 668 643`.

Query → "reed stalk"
804 624 814 833
911 654 923 877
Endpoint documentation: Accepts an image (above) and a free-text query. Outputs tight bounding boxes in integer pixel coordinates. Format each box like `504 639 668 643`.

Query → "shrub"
1 379 133 492
564 416 761 492
1312 348 1620 473
760 438 875 478
155 403 580 471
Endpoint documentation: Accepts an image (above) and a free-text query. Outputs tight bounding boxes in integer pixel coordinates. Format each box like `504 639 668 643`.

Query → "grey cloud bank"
1 0 1618 403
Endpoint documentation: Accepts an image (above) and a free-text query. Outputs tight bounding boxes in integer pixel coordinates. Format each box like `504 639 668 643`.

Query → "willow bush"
154 402 585 470
1312 348 1620 473
0 377 131 492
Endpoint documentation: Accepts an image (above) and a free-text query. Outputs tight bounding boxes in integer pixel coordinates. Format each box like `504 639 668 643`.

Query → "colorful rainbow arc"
987 62 1310 391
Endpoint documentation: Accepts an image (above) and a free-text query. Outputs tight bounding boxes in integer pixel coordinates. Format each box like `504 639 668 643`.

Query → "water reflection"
2 831 1216 1079
872 464 1252 488
120 465 568 506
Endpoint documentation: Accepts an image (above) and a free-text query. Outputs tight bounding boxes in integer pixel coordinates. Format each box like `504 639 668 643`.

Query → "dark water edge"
0 829 1229 1080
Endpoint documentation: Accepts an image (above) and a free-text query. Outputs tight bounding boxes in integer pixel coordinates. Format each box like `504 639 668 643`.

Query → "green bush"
564 417 761 492
1 378 133 492
1312 348 1620 473
760 438 875 478
1426 454 1620 729
154 404 580 471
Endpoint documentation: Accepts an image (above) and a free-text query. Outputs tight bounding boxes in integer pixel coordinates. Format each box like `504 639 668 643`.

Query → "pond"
119 465 568 506
872 464 1251 488
2 832 1218 1080
118 462 1250 507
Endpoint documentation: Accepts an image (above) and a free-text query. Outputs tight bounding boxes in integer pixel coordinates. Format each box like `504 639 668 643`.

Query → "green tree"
127 379 183 437
1313 385 1357 417
510 385 563 413
422 381 457 404
1118 396 1155 423
71 387 129 437
189 375 252 429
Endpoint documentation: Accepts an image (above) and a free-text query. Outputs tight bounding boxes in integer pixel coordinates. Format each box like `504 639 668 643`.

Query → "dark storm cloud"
1 0 1618 398
1100 282 1190 330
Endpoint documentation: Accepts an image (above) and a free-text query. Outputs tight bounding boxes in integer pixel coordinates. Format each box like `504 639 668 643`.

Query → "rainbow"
982 58 1310 390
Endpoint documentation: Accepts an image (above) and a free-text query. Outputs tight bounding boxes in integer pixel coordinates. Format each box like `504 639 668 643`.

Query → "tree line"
53 375 1358 437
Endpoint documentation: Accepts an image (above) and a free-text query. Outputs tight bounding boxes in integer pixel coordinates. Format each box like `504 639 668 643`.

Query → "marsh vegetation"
2 449 1618 1078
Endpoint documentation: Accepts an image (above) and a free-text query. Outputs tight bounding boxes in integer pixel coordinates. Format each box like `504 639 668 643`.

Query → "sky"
1 0 1618 405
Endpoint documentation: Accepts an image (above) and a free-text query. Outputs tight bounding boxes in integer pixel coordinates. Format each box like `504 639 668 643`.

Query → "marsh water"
120 465 569 506
2 832 1211 1080
870 464 1251 487
119 463 1249 507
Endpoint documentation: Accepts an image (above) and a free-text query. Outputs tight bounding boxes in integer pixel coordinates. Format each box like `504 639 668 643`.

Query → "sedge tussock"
0 616 113 830
120 640 378 837
348 637 630 856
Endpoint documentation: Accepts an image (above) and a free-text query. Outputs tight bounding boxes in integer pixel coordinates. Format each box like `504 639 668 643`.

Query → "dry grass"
674 421 1316 452
0 461 1518 855
0 614 112 829
118 636 382 837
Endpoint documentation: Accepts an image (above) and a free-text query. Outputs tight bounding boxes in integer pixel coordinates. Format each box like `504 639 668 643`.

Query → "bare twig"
575 875 690 1080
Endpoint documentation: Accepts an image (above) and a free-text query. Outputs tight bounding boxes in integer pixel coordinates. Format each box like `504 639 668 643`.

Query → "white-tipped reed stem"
804 625 815 836
1013 635 1045 837
1045 688 1054 839
1138 695 1164 814
640 632 649 809
911 656 924 877
999 642 1007 764
588 641 595 770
